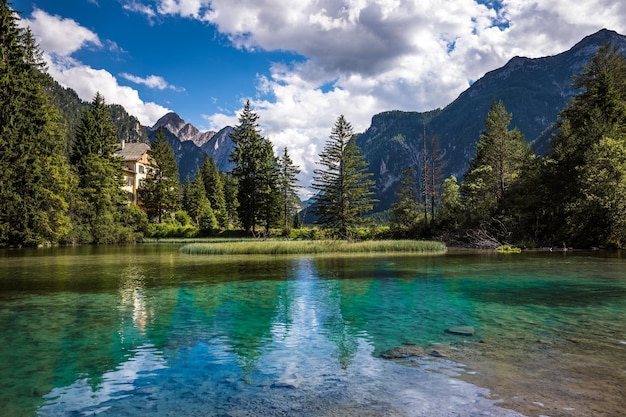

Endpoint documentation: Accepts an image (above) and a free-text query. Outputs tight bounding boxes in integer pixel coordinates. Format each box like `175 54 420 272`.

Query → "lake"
1 245 625 417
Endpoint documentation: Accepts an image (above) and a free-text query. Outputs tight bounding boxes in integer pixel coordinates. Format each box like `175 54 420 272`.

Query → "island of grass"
179 239 447 255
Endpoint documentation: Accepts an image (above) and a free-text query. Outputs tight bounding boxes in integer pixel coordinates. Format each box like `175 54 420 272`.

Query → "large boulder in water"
380 346 425 359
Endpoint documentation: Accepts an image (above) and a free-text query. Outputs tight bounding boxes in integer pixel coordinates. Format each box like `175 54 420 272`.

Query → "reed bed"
179 240 446 255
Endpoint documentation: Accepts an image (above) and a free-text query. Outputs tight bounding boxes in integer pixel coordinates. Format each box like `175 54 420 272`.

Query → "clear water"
1 246 625 417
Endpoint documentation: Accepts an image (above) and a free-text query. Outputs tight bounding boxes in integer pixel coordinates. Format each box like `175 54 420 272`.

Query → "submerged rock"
380 346 425 359
445 326 475 336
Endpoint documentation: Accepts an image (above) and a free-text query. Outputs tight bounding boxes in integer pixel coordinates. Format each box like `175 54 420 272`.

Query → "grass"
179 239 447 255
496 245 522 253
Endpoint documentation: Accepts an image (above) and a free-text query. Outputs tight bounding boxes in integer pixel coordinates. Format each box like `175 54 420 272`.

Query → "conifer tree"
222 173 239 229
390 167 420 235
183 170 217 233
460 100 531 227
71 93 127 243
140 127 180 223
0 2 73 246
312 115 376 239
229 100 279 235
200 154 228 229
548 42 626 246
277 147 301 231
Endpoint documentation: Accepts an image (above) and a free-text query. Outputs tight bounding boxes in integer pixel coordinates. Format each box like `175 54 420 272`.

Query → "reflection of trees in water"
119 265 150 334
314 257 471 355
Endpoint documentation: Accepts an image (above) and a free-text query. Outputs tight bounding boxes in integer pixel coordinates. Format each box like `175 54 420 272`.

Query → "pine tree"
277 147 301 231
390 167 420 235
460 100 531 227
70 93 127 243
0 2 73 246
200 154 228 229
140 127 180 223
183 170 216 233
312 115 376 239
222 173 239 229
547 42 626 246
229 100 279 235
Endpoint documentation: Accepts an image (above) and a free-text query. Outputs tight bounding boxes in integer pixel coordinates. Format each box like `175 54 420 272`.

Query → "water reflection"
119 266 152 334
2 248 624 416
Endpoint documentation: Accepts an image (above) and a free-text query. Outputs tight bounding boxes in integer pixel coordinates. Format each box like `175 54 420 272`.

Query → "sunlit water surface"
1 245 625 417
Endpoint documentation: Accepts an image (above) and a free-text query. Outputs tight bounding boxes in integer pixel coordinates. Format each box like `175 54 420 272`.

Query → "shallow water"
0 245 625 416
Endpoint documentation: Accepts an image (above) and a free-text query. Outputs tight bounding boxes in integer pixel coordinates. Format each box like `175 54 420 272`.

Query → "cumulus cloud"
134 0 626 191
120 73 185 92
24 8 102 56
23 8 170 126
122 0 157 19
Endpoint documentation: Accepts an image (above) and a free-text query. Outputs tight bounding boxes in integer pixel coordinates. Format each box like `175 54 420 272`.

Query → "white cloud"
120 73 185 92
181 0 625 191
69 0 626 189
47 55 170 125
22 8 170 126
122 1 157 19
24 8 102 56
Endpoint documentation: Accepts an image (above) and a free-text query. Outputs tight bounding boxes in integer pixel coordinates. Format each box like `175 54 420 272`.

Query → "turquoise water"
1 246 625 416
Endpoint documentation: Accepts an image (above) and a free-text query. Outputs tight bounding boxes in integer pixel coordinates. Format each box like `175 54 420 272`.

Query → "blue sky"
14 0 626 186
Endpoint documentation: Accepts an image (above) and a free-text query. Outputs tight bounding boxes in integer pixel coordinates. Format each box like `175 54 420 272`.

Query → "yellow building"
115 142 153 205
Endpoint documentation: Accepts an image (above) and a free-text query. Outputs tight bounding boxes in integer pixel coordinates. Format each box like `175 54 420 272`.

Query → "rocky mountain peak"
151 112 186 134
152 112 217 147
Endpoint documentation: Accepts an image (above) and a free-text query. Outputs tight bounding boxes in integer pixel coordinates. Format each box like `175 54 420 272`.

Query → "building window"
139 165 145 174
127 177 134 186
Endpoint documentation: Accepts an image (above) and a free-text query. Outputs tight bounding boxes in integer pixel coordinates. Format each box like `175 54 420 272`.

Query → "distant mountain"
356 29 626 211
151 112 216 147
46 76 149 148
148 112 235 182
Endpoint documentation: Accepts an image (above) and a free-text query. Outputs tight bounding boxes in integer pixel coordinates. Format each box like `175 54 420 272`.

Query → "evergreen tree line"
390 42 626 249
4 1 625 248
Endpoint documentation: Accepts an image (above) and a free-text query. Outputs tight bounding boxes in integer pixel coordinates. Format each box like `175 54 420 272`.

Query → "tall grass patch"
179 240 446 255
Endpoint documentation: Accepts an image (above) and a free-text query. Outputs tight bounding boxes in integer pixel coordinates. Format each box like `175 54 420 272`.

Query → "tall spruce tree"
140 127 180 223
71 93 127 243
229 100 279 235
277 147 301 231
182 170 217 233
548 42 626 246
312 115 376 239
460 100 531 227
0 2 73 246
200 154 228 229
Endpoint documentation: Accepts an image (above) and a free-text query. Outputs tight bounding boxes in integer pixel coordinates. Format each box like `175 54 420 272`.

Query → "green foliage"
200 154 228 228
0 3 74 246
312 115 377 239
460 100 532 228
140 127 180 222
180 239 446 255
390 167 420 235
174 210 193 226
222 172 240 229
229 100 280 235
435 176 463 232
278 147 302 231
545 43 626 246
70 93 129 244
182 170 217 234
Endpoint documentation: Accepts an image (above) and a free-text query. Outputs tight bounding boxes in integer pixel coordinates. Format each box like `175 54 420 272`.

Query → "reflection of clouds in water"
119 266 152 334
37 345 167 416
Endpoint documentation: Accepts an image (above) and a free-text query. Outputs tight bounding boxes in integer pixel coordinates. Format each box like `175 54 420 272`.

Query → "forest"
2 2 626 248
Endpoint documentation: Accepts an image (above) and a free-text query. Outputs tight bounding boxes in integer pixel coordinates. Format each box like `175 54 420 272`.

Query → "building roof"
115 142 151 162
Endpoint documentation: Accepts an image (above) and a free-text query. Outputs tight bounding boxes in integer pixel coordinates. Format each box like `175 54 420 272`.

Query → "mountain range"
356 28 626 210
49 29 626 212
